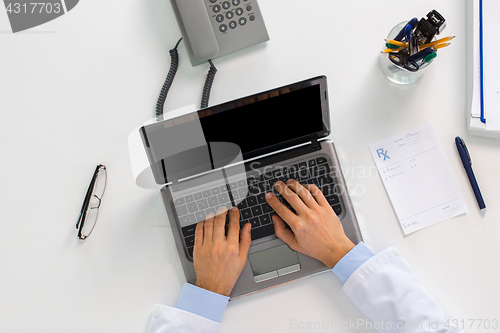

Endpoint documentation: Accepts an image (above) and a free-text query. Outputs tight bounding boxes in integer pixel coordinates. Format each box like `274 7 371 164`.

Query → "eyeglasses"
76 164 107 240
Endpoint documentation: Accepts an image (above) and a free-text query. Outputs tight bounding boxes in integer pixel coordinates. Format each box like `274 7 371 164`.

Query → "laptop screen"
140 76 330 184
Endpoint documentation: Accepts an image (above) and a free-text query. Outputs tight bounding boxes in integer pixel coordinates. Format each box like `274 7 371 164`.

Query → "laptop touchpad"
248 244 301 283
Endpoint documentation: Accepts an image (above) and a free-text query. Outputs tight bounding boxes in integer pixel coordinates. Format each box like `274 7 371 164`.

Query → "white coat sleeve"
147 304 220 333
343 247 463 333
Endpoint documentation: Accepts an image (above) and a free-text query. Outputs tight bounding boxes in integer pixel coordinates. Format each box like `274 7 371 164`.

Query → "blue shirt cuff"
331 242 375 283
175 283 229 323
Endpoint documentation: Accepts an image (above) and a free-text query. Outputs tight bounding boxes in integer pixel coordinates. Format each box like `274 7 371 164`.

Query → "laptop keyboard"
175 156 342 259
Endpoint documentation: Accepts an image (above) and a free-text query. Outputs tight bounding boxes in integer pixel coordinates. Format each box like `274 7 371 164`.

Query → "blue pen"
405 24 412 42
394 17 418 41
455 137 486 213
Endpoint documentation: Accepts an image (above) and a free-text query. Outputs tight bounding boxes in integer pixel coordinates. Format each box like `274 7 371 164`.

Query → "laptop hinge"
310 134 321 151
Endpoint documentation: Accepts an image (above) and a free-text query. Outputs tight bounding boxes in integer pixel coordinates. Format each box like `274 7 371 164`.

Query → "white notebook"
481 0 500 130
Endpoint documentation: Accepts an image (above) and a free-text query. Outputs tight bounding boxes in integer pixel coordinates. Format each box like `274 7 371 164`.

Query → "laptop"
139 76 363 299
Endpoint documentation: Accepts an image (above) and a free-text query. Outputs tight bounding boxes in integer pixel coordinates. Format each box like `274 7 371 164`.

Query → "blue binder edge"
479 0 486 123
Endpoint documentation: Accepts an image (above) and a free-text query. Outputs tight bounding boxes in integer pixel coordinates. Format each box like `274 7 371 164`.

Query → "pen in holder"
379 21 434 85
379 10 450 85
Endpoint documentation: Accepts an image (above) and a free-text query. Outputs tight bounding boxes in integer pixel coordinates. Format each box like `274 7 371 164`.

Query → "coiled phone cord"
201 59 217 109
155 38 218 117
155 37 183 118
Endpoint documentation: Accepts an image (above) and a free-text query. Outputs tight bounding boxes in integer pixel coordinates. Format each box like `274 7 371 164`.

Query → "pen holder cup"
379 22 434 85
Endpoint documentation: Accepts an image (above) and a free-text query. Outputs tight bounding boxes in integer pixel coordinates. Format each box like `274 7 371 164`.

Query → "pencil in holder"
379 22 435 85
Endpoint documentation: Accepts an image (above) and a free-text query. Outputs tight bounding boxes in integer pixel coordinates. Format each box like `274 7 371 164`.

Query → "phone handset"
171 0 269 66
173 0 219 62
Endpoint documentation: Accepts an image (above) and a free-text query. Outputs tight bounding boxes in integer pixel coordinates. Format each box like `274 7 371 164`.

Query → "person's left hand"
193 206 252 296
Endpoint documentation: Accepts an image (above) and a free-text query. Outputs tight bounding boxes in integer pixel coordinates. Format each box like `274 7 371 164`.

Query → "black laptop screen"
141 76 330 184
200 84 325 155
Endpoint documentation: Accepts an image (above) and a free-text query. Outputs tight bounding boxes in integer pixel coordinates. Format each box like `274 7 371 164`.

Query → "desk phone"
171 0 269 66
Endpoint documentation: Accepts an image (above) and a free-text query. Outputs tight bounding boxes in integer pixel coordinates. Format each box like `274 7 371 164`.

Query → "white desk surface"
1 1 499 332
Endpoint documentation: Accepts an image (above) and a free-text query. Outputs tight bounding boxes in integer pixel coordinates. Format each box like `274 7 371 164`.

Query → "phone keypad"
208 0 258 34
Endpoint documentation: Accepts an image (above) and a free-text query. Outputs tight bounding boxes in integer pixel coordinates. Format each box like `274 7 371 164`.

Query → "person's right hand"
265 179 355 269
